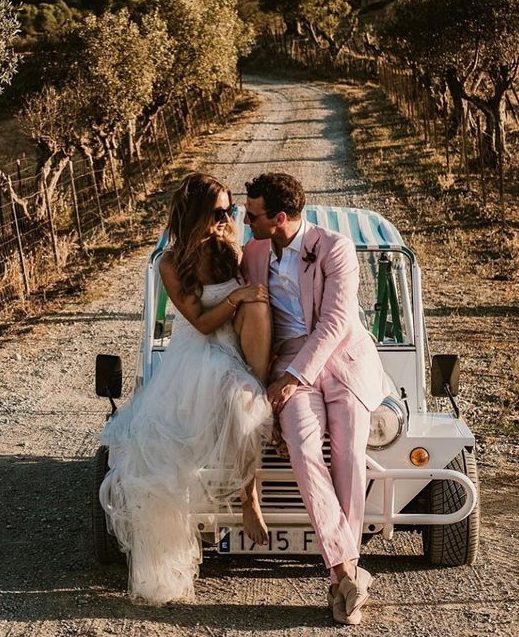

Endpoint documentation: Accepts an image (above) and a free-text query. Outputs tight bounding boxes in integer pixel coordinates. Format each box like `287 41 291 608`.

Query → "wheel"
92 445 125 564
422 447 480 566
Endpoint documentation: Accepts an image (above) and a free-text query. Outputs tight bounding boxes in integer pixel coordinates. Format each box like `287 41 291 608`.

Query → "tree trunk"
445 67 464 138
465 94 507 170
481 109 499 169
34 149 71 223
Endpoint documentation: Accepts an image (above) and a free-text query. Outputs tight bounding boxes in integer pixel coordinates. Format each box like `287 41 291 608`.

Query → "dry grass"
337 81 519 439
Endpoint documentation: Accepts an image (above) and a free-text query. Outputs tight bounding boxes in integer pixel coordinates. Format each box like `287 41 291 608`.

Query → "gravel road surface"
0 77 517 637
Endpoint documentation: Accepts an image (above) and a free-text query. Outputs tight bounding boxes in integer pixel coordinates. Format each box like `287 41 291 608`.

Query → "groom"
241 173 388 625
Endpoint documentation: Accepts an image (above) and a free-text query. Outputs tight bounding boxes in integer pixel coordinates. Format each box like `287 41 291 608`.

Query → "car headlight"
368 396 405 450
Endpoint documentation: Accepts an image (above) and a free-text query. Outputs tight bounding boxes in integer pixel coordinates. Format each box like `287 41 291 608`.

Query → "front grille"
261 439 332 469
228 438 333 513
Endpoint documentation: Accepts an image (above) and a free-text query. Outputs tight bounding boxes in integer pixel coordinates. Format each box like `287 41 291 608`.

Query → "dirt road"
0 77 517 637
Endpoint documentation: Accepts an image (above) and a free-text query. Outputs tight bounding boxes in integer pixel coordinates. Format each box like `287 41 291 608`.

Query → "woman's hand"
229 283 269 306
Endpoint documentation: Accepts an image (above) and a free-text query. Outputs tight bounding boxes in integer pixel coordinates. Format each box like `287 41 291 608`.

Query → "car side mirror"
96 354 122 399
431 354 460 397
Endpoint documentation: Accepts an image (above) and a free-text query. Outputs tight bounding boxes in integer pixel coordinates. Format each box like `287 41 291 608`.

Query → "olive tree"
299 0 358 60
18 84 80 221
131 0 247 152
71 10 157 170
0 0 19 94
260 0 357 56
380 0 519 167
19 7 164 219
146 0 243 90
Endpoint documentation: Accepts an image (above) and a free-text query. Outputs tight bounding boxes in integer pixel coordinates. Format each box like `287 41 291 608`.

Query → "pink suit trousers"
272 341 370 582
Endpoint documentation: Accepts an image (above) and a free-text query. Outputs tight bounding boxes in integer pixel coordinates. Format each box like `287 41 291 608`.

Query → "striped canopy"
154 205 406 252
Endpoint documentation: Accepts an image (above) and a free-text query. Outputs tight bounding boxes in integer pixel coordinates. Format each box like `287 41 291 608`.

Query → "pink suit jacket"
242 222 388 411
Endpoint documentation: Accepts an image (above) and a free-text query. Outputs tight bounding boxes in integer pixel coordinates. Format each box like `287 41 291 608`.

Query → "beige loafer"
332 567 373 625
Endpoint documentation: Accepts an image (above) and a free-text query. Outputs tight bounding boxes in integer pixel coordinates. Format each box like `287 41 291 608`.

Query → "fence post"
498 137 505 217
43 179 60 268
107 148 123 216
443 109 451 172
460 106 471 189
120 151 136 209
151 119 167 179
135 150 149 198
68 160 85 253
172 100 184 151
160 110 176 164
16 159 24 197
429 95 438 146
0 188 3 239
421 90 428 144
88 156 106 231
7 177 30 297
475 115 487 207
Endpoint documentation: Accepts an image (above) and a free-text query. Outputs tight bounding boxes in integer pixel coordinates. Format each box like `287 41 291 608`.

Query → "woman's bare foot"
242 497 269 545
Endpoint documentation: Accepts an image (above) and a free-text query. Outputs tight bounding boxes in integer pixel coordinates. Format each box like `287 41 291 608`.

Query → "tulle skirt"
99 323 272 605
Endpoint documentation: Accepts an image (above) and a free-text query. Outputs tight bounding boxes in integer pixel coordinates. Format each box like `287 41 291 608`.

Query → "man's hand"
271 419 289 458
267 372 300 416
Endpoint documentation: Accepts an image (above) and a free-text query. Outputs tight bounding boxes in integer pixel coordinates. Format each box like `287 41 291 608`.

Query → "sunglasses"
245 209 269 223
214 203 238 223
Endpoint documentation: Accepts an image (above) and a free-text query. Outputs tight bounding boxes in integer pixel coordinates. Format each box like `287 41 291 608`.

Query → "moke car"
93 205 479 567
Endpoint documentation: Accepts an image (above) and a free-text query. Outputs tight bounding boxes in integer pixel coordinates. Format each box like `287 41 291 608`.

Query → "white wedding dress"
99 278 272 605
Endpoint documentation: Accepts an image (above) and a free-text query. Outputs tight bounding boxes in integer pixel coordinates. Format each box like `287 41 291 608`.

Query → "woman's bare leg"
234 301 272 544
233 301 271 385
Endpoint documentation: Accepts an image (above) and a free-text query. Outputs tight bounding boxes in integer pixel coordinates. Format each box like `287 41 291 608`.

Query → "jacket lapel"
298 224 321 332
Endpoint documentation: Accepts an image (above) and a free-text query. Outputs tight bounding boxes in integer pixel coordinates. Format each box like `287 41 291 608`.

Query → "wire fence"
264 27 518 214
0 85 238 309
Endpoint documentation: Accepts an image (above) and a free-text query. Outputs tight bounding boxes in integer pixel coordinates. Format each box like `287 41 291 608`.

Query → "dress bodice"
171 279 242 354
200 278 242 309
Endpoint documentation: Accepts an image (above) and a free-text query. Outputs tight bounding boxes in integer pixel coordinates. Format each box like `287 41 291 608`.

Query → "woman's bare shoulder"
159 251 179 282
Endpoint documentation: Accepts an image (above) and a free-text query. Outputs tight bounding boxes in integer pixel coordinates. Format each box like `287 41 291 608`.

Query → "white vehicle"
93 205 479 567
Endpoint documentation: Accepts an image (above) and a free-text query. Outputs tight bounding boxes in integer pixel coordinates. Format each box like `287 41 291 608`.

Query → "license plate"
218 527 319 554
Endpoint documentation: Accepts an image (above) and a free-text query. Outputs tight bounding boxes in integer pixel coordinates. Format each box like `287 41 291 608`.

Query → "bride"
99 172 273 605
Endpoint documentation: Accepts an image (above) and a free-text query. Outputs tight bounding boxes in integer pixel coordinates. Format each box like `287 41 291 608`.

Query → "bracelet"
226 296 238 309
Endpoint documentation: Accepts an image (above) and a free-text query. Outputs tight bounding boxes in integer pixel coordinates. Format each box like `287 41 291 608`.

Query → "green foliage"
141 0 243 94
20 6 167 161
0 0 19 93
300 0 356 57
258 0 358 57
18 1 82 38
380 0 519 79
17 0 245 165
18 83 78 152
69 9 159 139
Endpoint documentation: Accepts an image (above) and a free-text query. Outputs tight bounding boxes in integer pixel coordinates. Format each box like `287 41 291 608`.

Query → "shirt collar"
270 218 306 260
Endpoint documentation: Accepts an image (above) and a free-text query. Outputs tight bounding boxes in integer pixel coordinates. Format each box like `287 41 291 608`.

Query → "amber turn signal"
410 447 430 466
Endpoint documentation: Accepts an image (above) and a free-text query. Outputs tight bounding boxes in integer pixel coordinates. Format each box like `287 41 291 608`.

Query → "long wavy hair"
166 173 239 296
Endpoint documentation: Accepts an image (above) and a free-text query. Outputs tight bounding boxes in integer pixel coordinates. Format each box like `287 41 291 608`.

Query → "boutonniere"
302 239 319 272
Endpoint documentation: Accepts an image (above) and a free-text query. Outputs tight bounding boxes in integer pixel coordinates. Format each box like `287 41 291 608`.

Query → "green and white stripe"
154 206 406 252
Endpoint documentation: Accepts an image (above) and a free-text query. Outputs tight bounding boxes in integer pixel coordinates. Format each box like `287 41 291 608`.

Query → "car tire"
422 447 480 566
92 445 125 564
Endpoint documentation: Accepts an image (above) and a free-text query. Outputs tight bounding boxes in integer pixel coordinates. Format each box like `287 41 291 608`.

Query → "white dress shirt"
269 220 309 384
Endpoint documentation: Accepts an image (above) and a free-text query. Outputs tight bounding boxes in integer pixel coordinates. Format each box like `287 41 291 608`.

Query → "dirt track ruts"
0 77 517 637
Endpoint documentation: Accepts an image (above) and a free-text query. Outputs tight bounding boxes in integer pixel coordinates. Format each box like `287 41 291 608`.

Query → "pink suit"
242 223 388 577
